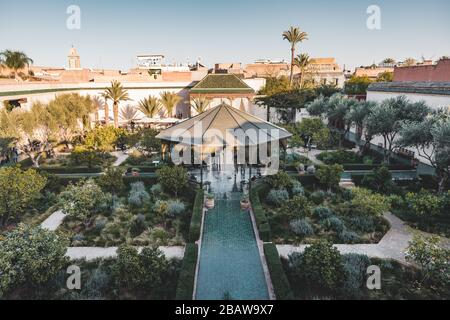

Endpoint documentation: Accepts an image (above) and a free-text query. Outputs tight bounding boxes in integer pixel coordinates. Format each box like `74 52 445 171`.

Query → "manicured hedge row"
342 164 414 171
263 243 294 300
117 166 160 173
250 183 271 242
175 243 198 300
38 166 103 174
189 189 204 243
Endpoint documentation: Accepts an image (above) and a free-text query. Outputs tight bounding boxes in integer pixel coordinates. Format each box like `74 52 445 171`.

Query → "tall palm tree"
190 96 211 115
160 91 181 117
282 26 308 86
0 50 33 80
138 96 161 118
102 80 130 128
294 53 311 89
91 95 104 123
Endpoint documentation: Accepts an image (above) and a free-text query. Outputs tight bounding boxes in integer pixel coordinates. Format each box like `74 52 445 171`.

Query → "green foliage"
250 184 271 242
339 254 371 299
58 179 112 225
284 118 331 149
267 171 293 189
350 187 390 217
84 126 126 152
156 165 188 198
317 150 362 165
263 243 294 300
112 245 169 292
405 190 442 217
68 146 115 168
288 241 345 293
97 167 125 195
313 206 334 220
128 181 150 207
280 195 312 219
290 218 314 237
0 166 46 226
0 224 68 297
320 216 344 233
176 243 198 300
315 164 344 191
310 190 326 205
267 188 289 206
360 166 395 194
189 189 204 243
406 235 450 295
136 128 161 155
167 200 186 217
344 75 373 95
259 76 290 95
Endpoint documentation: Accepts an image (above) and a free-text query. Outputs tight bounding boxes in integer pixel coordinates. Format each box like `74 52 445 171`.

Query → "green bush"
317 150 362 165
338 229 360 243
263 243 293 300
313 206 334 220
189 189 204 243
38 166 103 174
290 218 314 237
250 184 272 241
259 223 271 242
267 188 289 206
175 243 198 300
339 253 370 299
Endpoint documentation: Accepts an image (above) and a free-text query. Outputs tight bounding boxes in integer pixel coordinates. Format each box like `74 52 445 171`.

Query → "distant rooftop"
190 74 254 94
368 81 450 96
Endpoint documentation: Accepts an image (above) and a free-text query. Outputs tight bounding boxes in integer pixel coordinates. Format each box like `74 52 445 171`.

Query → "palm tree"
282 26 308 86
160 91 182 117
0 50 33 80
382 58 396 65
120 105 139 125
91 95 104 123
294 53 311 89
102 80 130 128
402 58 417 67
138 96 161 118
190 96 211 115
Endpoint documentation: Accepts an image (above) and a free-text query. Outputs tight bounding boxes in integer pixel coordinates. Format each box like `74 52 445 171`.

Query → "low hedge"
250 183 271 242
263 243 293 300
189 189 204 243
175 243 198 300
122 176 157 186
38 166 103 174
342 164 415 171
118 166 160 173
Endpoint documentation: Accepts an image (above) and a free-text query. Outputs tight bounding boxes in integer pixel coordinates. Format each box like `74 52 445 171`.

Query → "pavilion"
156 103 291 186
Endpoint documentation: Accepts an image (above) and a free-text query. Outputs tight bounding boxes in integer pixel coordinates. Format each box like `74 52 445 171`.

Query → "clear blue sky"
1 0 449 70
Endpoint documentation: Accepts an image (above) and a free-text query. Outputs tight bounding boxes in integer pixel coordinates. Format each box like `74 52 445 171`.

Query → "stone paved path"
277 213 416 263
66 246 184 260
111 151 129 166
40 210 66 231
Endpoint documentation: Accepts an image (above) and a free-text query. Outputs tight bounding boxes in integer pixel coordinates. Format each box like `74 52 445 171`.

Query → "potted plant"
240 195 250 210
205 193 215 209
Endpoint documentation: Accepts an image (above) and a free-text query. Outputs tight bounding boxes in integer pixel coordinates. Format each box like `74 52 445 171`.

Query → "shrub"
167 200 186 217
290 218 314 237
288 241 344 293
291 180 305 196
267 188 289 206
267 171 293 189
338 229 360 243
176 243 198 300
128 182 150 207
156 165 188 198
259 223 271 242
321 216 344 233
405 190 442 217
150 227 170 246
310 190 326 205
130 214 147 237
315 164 344 191
313 206 334 220
280 195 312 219
150 183 163 197
339 254 370 299
348 216 376 233
263 243 294 300
317 150 361 165
351 187 390 217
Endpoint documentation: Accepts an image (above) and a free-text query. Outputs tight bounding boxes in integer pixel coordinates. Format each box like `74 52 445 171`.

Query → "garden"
253 170 390 245
282 237 449 300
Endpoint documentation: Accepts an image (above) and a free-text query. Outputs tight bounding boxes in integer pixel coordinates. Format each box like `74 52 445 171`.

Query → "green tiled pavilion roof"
190 74 255 94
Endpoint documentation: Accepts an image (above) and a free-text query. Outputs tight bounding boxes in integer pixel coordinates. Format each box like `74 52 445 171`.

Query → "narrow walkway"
40 210 66 231
111 151 129 166
66 246 184 260
277 213 449 263
195 193 270 300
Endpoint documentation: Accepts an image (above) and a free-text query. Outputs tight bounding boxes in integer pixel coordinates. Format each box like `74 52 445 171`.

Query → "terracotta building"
393 59 450 82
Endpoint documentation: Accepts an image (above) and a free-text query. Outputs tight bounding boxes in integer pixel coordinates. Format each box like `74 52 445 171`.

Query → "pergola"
156 103 291 186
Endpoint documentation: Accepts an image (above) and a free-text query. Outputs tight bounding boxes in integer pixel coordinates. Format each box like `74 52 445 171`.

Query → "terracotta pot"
240 200 250 210
205 198 215 209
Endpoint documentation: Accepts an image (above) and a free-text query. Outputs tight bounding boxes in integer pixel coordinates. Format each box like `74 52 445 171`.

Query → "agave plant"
190 96 211 115
160 91 182 117
138 96 161 118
